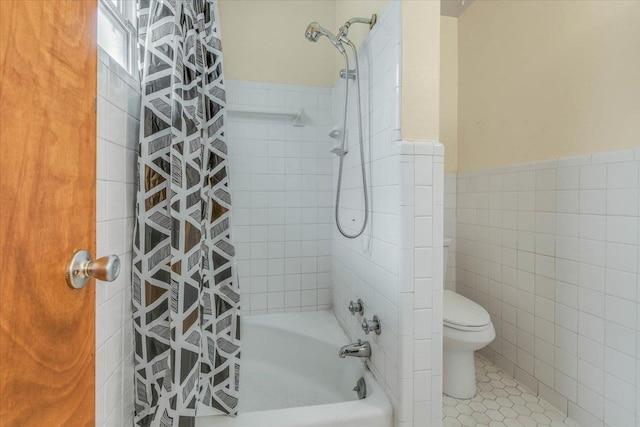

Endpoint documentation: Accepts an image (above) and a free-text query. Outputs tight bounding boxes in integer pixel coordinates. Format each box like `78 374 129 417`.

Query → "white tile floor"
442 355 581 427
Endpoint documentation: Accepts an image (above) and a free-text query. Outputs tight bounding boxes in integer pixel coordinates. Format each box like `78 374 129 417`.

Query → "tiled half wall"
453 148 640 427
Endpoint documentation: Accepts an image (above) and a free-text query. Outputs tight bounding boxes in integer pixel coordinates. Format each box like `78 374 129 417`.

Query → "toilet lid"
443 290 491 329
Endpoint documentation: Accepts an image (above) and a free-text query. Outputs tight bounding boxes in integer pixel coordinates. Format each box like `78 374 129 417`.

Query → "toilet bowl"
442 239 495 399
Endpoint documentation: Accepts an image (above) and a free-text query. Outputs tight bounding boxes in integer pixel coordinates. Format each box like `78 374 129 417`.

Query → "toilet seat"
443 290 491 332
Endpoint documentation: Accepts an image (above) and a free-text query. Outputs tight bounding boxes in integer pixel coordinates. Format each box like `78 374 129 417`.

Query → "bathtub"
196 310 393 427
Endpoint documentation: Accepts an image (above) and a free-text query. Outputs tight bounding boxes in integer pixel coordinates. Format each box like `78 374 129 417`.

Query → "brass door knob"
65 250 120 289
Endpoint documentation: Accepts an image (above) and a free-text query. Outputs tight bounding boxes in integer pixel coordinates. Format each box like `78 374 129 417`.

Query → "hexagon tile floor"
442 355 581 427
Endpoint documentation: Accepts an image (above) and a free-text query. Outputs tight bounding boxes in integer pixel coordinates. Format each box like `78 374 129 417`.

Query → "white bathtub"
196 310 393 427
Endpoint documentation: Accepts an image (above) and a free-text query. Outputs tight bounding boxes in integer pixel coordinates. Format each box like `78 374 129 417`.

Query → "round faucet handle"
349 299 364 315
361 315 381 335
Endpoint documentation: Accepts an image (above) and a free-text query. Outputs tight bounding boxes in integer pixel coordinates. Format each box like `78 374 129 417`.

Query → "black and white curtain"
131 0 240 425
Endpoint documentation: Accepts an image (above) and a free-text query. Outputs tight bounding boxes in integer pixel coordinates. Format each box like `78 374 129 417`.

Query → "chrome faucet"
361 315 381 335
349 299 364 315
339 340 371 358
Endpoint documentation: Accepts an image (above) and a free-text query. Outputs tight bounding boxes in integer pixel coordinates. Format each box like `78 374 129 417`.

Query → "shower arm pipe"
334 40 369 239
338 14 377 39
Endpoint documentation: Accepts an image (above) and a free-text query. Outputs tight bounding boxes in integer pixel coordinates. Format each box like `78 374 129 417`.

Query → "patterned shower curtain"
132 0 240 426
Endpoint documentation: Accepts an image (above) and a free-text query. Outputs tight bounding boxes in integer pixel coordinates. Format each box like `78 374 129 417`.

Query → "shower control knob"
65 250 121 289
349 299 364 315
362 315 381 335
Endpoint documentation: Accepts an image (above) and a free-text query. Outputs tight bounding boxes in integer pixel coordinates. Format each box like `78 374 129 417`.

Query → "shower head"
305 22 345 54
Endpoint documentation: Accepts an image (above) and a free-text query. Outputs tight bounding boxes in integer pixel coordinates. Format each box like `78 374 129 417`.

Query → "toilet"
442 238 495 399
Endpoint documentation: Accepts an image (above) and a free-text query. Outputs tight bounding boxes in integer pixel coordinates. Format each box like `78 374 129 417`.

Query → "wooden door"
0 0 97 425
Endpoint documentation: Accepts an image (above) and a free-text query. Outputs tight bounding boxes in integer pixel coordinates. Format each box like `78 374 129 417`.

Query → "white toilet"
442 238 495 399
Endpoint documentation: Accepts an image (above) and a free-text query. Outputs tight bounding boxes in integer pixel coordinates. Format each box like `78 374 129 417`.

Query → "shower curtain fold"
132 1 240 426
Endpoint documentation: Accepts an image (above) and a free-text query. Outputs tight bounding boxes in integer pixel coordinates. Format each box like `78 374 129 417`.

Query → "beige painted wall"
219 0 389 87
334 0 389 74
458 0 640 171
440 16 458 172
401 0 440 142
219 0 443 143
218 0 336 87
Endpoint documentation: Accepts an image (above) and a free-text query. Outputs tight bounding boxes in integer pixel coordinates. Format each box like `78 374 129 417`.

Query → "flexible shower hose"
335 40 369 239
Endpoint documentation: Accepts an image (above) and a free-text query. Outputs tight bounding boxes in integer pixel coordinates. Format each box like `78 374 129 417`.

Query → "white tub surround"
226 80 334 316
196 311 392 427
455 148 640 427
224 2 445 426
331 0 400 405
328 3 444 426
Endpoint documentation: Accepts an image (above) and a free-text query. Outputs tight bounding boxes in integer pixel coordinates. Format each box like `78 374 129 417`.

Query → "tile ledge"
393 141 444 156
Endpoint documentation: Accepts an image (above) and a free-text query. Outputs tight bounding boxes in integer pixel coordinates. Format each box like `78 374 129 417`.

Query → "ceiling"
441 0 475 17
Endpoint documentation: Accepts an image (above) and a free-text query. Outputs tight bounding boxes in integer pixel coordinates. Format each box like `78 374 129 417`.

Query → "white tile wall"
402 142 445 427
330 0 403 415
332 141 444 427
329 5 445 427
454 148 640 427
96 48 139 427
226 80 334 316
96 3 444 427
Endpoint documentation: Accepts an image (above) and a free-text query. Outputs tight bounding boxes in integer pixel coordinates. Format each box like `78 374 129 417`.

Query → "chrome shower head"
304 22 322 42
305 22 345 54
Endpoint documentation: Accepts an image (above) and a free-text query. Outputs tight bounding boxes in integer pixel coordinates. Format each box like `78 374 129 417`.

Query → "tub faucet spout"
339 340 371 358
